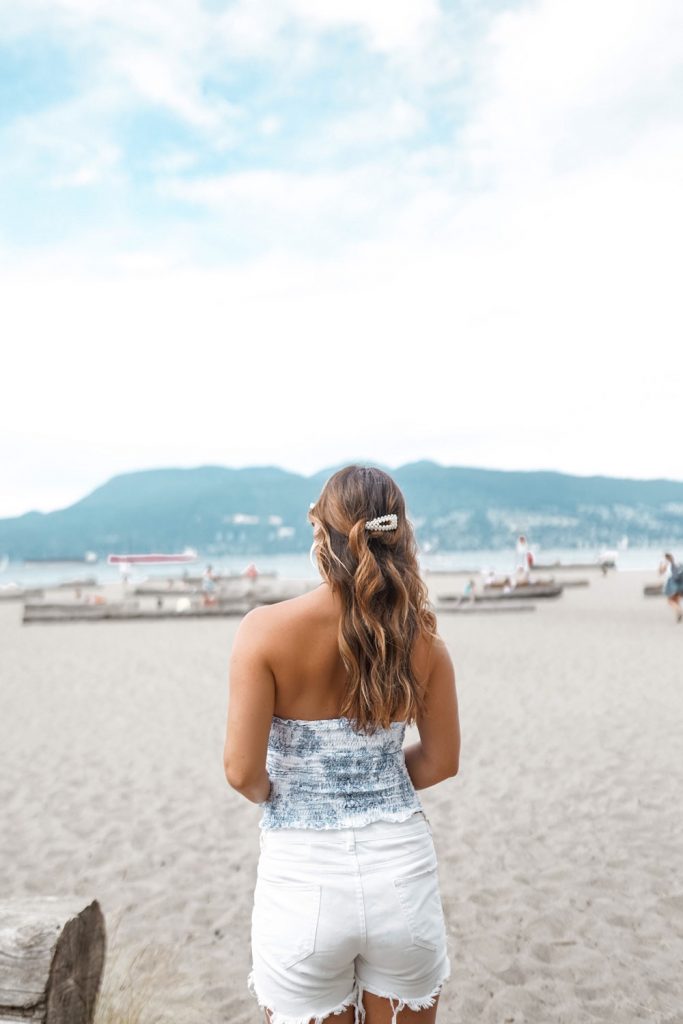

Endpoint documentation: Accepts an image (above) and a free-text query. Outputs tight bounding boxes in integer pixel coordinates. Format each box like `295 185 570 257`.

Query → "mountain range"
1 461 682 559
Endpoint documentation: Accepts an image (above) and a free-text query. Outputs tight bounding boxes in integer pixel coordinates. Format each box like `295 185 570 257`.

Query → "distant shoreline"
0 545 672 589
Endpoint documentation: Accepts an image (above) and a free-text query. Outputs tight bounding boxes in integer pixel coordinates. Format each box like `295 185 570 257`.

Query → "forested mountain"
1 461 682 559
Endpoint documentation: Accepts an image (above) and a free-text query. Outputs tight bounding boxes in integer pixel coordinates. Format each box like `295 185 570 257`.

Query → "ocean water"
0 546 670 589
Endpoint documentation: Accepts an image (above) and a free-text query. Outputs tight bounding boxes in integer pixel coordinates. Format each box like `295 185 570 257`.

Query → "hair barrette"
365 514 398 532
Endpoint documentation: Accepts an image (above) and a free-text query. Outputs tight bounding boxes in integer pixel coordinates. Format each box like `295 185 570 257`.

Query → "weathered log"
23 580 321 623
0 898 105 1024
439 585 563 602
434 602 536 614
22 602 255 623
0 589 45 602
484 576 557 588
532 559 615 571
134 572 278 593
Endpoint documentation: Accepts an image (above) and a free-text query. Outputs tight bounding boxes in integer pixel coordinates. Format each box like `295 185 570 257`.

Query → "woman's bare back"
260 582 432 721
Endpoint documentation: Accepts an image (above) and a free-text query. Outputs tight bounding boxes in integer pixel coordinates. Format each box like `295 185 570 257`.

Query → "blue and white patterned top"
259 715 423 830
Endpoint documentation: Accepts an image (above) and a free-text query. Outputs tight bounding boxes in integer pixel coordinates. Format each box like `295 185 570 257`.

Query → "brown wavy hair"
308 465 438 732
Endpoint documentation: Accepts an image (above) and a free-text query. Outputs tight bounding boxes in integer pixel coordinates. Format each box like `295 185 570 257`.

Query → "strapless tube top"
259 715 423 830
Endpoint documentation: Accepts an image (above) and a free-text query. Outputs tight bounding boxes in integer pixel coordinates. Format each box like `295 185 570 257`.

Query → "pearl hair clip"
365 514 398 532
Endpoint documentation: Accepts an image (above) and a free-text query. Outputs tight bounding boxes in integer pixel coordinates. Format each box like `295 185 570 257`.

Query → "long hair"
308 465 438 732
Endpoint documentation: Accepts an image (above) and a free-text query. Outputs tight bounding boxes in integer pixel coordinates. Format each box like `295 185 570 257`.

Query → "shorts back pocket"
252 878 321 969
393 864 446 952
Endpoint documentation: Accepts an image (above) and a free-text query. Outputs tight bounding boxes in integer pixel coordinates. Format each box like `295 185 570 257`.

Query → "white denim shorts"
248 811 450 1024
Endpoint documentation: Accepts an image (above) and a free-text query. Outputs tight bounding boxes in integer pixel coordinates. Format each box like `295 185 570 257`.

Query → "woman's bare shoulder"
411 626 451 684
234 586 330 646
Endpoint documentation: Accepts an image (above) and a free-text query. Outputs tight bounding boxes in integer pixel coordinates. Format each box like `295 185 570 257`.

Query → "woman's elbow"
439 748 459 780
224 757 248 792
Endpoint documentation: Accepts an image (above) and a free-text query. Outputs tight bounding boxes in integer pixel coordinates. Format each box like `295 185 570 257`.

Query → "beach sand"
1 570 682 1023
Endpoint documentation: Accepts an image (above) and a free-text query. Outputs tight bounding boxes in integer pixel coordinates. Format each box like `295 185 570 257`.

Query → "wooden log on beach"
23 601 139 617
434 602 536 614
485 576 557 589
181 571 278 584
133 583 197 595
0 898 105 1024
482 585 563 600
423 568 481 576
23 601 256 623
644 583 664 596
134 572 279 593
0 588 45 602
532 560 615 571
439 585 563 602
134 577 312 599
22 581 319 623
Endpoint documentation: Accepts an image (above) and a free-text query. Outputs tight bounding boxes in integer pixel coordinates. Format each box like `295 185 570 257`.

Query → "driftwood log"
0 589 45 602
22 602 253 623
0 899 105 1024
439 585 563 602
434 602 536 614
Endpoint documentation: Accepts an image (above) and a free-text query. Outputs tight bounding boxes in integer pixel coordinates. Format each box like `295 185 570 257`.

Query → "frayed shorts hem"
247 961 451 1024
248 968 357 1024
356 960 451 1022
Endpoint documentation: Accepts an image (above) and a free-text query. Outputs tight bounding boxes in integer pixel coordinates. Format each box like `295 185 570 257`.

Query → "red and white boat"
108 548 198 565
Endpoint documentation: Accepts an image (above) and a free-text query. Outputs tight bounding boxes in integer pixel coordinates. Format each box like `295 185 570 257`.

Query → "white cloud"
48 141 123 188
147 148 201 175
0 0 458 192
0 1 241 139
106 46 236 136
210 0 446 62
285 0 442 53
463 0 683 186
161 168 347 211
258 115 282 137
157 166 399 250
322 99 425 152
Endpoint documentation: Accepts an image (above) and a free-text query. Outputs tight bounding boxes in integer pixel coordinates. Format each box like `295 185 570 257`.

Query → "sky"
1 0 682 517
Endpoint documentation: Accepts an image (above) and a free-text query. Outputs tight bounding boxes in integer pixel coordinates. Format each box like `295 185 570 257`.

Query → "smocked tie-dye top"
259 715 423 830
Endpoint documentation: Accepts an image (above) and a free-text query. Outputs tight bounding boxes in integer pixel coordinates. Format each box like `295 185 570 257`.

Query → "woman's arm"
403 635 460 790
223 607 275 804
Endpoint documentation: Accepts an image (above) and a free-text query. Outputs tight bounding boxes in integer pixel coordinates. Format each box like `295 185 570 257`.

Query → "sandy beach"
1 569 682 1023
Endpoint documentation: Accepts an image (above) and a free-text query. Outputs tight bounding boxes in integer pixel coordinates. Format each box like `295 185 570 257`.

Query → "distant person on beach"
514 534 533 582
201 564 217 606
659 553 683 622
224 465 460 1023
